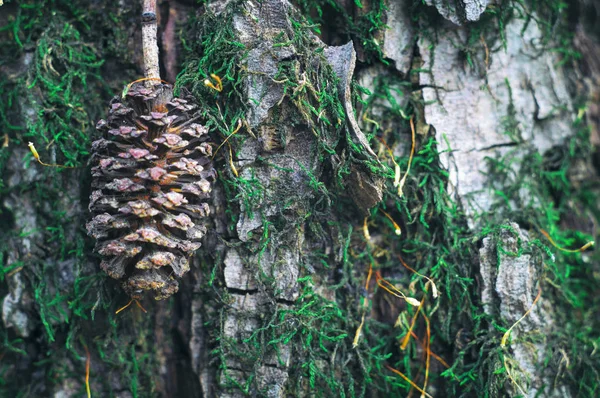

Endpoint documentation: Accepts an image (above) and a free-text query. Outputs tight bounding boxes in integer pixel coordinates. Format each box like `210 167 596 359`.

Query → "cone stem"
141 0 160 81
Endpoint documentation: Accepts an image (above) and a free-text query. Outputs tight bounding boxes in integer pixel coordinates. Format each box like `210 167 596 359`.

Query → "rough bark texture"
1 0 599 397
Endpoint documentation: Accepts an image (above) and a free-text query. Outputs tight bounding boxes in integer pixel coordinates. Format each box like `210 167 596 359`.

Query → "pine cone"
87 83 215 300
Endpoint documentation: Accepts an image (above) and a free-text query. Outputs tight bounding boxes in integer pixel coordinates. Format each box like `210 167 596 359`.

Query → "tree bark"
1 0 599 397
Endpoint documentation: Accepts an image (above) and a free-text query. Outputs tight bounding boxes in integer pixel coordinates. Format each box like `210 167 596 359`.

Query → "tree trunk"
1 0 599 397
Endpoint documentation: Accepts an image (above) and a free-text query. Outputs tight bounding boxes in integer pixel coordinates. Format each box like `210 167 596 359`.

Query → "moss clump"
294 0 389 63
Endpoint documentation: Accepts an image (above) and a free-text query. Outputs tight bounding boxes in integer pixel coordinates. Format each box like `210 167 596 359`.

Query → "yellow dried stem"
409 330 451 369
422 313 431 398
362 112 380 130
84 344 92 398
397 254 438 299
213 118 243 159
376 274 420 307
539 229 594 253
398 116 416 197
504 356 528 397
352 313 366 348
376 136 401 188
228 143 239 177
501 286 542 347
204 74 223 92
28 142 74 169
363 217 371 243
480 34 490 69
385 365 433 398
400 288 426 350
353 265 373 348
379 209 401 236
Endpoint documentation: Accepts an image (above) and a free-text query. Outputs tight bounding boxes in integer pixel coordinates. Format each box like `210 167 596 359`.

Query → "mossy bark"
1 0 599 397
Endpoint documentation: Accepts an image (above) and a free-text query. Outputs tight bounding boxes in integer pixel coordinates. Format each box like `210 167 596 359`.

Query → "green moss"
294 0 388 63
0 0 596 396
0 1 163 396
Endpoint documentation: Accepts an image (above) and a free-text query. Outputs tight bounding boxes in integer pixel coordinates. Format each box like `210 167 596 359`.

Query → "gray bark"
190 2 382 396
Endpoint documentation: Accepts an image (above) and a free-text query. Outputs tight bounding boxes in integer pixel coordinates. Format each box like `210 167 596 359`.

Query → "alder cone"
87 83 215 300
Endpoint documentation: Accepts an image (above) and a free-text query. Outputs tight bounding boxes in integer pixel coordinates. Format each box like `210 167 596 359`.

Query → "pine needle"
134 300 148 313
115 299 134 314
410 330 450 369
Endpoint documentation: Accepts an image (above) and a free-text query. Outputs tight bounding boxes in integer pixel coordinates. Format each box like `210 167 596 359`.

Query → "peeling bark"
418 15 574 221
